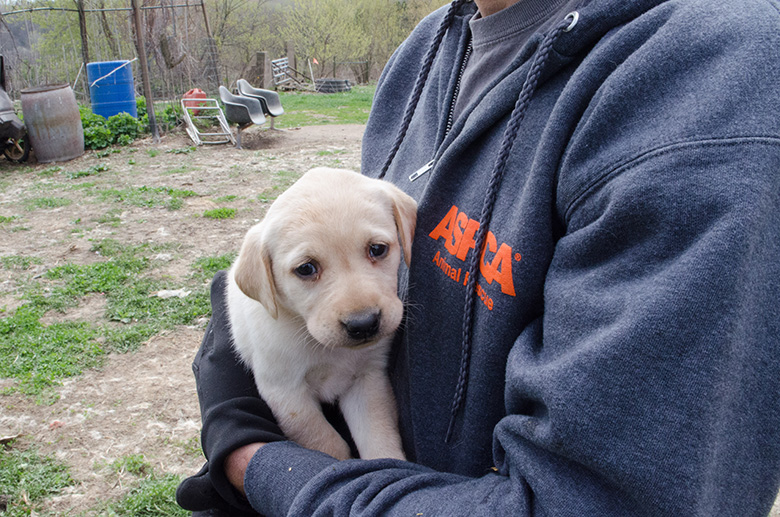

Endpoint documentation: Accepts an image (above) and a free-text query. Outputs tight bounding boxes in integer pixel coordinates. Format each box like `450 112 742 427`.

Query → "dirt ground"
1 123 779 516
0 124 364 515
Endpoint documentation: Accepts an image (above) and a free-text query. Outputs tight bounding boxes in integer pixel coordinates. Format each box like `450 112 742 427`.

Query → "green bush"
80 106 142 150
136 96 147 118
107 112 141 144
136 96 182 133
83 124 113 150
158 104 183 131
80 106 112 150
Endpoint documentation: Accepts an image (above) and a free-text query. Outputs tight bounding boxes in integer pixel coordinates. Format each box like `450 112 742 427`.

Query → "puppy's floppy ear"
382 183 417 267
233 225 279 319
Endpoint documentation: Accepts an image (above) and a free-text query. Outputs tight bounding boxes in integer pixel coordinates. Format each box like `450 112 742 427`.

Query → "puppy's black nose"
342 310 381 341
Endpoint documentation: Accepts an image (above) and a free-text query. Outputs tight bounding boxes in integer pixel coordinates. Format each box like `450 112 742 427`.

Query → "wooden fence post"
286 41 295 74
254 51 273 89
130 0 159 142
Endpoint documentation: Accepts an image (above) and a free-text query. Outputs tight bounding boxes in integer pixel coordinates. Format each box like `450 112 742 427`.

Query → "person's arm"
176 270 285 513
225 443 264 496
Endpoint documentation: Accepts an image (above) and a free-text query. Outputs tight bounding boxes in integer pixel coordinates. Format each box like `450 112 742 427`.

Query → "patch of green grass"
110 454 153 477
45 257 148 307
101 323 159 354
37 166 62 177
95 148 122 158
1 255 42 270
192 253 236 281
90 185 195 210
276 84 374 128
316 149 347 156
0 215 19 224
272 170 300 191
69 180 97 191
24 196 72 210
214 194 237 203
258 169 302 203
166 146 197 155
108 473 187 516
67 163 109 179
147 149 160 158
165 435 202 459
96 208 122 227
106 279 210 328
91 238 132 257
0 305 104 395
0 239 212 394
0 442 74 516
168 188 198 198
203 207 236 219
168 197 184 210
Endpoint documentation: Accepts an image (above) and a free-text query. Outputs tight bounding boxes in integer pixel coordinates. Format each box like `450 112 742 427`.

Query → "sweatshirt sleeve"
496 138 780 516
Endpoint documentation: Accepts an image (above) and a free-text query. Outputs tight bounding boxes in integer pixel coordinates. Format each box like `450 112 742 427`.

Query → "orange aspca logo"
428 205 518 300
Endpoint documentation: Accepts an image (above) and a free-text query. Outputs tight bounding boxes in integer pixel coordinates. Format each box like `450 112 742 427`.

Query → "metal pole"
131 0 159 142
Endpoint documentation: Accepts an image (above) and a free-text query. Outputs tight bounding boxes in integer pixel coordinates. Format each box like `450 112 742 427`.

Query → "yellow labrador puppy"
226 167 415 461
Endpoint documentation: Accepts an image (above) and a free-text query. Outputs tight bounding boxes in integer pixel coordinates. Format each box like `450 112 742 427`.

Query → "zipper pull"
409 160 434 182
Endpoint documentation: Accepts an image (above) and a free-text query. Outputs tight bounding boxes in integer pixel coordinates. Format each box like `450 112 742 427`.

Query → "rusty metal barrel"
21 84 84 163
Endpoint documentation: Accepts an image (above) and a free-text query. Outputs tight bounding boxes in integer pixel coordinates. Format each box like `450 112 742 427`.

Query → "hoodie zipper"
409 38 473 182
445 38 473 136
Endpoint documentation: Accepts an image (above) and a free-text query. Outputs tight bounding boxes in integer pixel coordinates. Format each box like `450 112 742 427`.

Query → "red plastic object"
183 88 207 115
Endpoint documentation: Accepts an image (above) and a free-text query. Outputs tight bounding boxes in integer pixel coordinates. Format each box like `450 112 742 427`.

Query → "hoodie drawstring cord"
378 0 470 180
445 11 580 443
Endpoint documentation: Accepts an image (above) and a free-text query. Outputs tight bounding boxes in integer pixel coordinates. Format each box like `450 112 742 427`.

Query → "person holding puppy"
178 0 780 515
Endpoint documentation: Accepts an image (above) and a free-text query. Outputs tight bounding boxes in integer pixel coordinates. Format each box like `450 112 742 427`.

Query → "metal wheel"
4 135 30 162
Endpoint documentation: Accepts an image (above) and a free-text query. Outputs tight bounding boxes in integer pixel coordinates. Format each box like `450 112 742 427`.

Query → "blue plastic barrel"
86 60 138 119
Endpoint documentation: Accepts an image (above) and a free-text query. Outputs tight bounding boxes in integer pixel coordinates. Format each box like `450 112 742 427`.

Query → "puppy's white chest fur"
304 350 377 403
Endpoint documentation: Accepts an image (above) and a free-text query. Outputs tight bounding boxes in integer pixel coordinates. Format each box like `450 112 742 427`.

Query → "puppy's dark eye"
368 243 388 260
294 262 319 279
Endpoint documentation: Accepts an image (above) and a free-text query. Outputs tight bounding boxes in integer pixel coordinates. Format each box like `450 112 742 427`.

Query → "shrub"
107 112 141 144
136 96 181 133
80 106 142 149
158 104 183 131
80 106 112 150
136 96 147 118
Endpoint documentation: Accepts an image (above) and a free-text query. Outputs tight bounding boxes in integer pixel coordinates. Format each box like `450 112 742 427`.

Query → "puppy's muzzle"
342 310 381 343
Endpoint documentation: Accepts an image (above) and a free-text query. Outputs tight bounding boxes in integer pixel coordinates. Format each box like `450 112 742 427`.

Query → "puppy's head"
233 167 417 348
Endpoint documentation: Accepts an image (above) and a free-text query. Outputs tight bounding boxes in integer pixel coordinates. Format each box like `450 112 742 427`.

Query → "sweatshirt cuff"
244 441 339 516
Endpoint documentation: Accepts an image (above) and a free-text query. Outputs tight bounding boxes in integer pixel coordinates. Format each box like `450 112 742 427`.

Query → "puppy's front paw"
360 443 406 461
297 426 352 460
318 436 352 460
